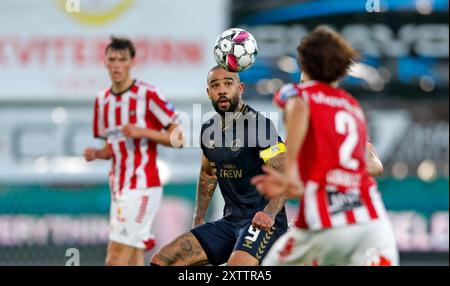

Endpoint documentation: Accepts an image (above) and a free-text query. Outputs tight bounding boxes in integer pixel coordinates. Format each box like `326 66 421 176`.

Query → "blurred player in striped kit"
84 36 183 266
252 27 398 266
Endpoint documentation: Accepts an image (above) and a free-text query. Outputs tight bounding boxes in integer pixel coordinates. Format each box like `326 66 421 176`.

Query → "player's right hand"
252 211 274 231
84 148 97 162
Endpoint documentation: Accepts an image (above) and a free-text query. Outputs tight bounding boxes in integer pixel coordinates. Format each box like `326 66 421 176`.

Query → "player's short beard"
212 94 241 117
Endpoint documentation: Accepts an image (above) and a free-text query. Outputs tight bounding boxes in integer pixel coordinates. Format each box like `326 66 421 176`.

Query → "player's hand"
252 166 304 199
251 165 287 199
122 124 143 138
84 147 97 162
252 211 274 231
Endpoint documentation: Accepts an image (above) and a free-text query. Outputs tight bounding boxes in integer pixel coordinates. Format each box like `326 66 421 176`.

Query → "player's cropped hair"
105 36 136 58
207 65 241 83
297 26 358 84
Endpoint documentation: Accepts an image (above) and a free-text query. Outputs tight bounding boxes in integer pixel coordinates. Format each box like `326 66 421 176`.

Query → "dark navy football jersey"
200 104 287 224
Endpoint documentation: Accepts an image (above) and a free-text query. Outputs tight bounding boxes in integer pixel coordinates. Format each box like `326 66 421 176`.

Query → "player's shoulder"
135 80 168 99
136 80 156 95
242 105 278 128
341 88 359 103
334 86 362 108
242 104 261 120
273 83 300 109
135 80 158 92
273 82 321 110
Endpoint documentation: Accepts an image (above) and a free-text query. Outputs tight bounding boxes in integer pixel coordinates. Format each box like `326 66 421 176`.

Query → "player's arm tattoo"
193 156 218 227
263 153 289 219
267 151 286 173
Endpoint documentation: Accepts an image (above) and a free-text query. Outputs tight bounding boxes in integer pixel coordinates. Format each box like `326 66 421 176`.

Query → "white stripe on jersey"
107 96 121 193
136 86 149 190
96 91 107 138
121 92 135 192
326 185 346 227
107 94 117 134
304 181 322 230
121 92 130 127
352 188 370 224
122 139 135 192
370 186 386 219
111 141 121 194
150 99 173 127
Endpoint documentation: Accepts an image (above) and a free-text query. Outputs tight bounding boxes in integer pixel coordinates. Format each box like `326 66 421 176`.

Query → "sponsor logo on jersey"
327 189 363 215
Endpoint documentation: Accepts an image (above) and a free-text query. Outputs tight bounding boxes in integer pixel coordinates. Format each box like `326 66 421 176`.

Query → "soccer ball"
214 28 258 72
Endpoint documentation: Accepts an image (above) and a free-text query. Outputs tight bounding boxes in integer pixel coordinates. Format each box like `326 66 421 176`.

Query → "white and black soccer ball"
214 28 258 73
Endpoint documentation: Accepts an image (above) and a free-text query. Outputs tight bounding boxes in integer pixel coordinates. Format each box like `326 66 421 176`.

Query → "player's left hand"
252 165 304 199
252 211 274 231
122 124 143 138
251 165 287 199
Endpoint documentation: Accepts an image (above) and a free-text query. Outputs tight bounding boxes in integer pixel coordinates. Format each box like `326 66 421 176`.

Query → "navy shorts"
191 217 287 265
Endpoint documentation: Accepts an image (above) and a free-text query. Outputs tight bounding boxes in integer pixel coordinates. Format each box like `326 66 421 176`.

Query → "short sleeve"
148 90 178 129
93 96 106 139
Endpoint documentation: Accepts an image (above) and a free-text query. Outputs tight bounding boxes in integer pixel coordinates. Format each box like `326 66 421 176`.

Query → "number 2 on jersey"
335 111 359 170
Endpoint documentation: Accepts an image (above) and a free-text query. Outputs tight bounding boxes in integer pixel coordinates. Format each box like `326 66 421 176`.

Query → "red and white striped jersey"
274 81 387 230
93 80 177 194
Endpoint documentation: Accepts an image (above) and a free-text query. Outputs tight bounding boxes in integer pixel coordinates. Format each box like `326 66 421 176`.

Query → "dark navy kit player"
151 66 288 266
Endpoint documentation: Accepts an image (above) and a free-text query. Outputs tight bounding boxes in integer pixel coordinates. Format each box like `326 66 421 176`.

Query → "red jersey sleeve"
147 90 178 130
93 96 107 139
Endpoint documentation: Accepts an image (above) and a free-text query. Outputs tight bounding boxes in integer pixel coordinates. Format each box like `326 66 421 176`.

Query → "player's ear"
206 87 211 99
239 82 245 95
104 49 109 67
